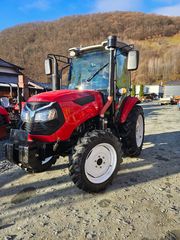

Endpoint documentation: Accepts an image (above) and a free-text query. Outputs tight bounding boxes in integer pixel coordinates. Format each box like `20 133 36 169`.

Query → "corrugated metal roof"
0 83 17 87
0 74 18 84
166 80 180 85
37 82 52 89
0 74 68 90
29 80 52 90
0 58 24 70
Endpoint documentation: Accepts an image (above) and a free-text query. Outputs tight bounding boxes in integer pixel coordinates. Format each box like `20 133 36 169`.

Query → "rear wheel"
69 130 123 192
120 105 144 157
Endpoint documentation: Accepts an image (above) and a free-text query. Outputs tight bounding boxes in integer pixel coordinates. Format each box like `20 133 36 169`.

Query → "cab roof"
69 40 134 56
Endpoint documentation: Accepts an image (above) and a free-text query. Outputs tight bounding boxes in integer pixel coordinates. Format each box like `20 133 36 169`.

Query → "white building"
135 85 164 97
164 81 180 97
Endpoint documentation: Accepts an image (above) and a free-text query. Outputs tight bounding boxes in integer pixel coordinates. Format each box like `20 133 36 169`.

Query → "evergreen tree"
139 84 144 97
131 85 136 97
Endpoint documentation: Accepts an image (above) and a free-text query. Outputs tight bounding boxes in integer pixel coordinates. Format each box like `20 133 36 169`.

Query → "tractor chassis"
5 129 56 171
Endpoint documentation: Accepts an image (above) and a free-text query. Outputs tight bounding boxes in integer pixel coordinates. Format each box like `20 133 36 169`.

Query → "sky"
0 0 180 31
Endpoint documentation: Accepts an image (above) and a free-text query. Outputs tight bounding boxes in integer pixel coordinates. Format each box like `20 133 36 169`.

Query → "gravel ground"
0 104 180 240
0 139 7 161
0 139 13 173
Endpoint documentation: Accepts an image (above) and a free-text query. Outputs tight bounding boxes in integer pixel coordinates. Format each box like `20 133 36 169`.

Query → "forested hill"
0 12 180 84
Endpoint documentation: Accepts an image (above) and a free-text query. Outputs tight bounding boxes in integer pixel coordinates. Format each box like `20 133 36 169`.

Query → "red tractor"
0 97 23 134
5 36 144 192
0 99 9 139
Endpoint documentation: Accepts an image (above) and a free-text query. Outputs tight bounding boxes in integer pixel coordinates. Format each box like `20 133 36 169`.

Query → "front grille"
26 102 48 111
22 102 65 135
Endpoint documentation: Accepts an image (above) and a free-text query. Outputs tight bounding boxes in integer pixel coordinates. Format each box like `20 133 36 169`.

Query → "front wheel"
120 105 144 157
69 130 123 193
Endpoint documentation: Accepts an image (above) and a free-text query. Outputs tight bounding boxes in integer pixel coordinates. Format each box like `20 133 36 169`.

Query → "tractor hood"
28 89 100 103
25 89 104 142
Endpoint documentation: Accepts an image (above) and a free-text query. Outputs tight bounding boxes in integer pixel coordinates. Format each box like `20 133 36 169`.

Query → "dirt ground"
0 103 180 240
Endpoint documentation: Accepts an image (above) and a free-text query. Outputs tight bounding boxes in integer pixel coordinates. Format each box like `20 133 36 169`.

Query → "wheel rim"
136 114 144 148
42 156 53 165
84 143 117 184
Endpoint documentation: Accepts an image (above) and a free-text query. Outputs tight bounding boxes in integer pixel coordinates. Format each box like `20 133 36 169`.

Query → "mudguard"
120 96 140 123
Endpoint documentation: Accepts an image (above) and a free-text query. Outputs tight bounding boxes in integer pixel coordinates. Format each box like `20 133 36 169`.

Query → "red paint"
14 102 26 111
24 90 141 142
100 96 113 118
0 106 9 139
28 90 104 142
120 96 140 123
0 106 8 116
0 106 9 123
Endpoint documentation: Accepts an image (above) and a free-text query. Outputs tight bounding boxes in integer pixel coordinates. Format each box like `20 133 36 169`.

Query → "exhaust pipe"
51 55 60 91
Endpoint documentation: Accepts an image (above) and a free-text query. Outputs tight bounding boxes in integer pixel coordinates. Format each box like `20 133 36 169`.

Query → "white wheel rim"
84 143 117 184
136 115 144 148
42 156 53 165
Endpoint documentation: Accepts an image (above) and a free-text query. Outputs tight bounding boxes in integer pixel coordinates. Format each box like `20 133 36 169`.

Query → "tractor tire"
69 130 123 193
26 156 57 173
120 105 144 157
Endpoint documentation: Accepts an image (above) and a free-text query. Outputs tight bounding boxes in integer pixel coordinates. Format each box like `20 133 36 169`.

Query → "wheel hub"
84 143 117 184
97 158 103 166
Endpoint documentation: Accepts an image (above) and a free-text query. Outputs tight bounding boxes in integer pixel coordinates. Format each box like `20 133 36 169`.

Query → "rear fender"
120 96 140 123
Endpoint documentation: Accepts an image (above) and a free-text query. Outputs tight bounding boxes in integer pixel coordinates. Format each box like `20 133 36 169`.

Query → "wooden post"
18 74 29 101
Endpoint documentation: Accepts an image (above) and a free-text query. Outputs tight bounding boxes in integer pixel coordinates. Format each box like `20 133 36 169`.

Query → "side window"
116 50 130 90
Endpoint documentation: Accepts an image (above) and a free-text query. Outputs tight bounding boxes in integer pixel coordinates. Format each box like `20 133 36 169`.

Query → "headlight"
21 102 65 135
34 108 57 122
21 107 30 122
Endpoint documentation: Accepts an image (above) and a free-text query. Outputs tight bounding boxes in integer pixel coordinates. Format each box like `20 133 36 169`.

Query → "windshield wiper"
86 63 109 82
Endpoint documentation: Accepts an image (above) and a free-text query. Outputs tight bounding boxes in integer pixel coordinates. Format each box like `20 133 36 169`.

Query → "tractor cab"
45 36 139 100
68 49 109 92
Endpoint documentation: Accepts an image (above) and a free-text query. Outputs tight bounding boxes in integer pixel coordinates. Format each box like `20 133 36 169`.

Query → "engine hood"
28 89 100 103
26 89 104 142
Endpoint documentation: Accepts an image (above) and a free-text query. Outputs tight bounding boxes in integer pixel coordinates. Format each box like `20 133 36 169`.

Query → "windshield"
68 50 109 90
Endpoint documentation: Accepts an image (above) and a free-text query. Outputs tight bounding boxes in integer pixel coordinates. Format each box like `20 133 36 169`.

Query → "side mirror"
127 50 139 71
0 97 10 108
45 58 52 75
